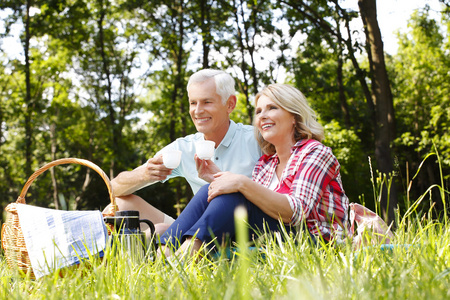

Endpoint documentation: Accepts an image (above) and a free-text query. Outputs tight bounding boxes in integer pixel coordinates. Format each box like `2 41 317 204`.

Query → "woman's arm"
207 172 293 223
286 144 339 226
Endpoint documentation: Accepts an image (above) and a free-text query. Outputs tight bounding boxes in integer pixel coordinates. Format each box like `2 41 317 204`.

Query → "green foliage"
1 1 450 296
391 7 450 211
0 0 449 219
322 121 371 203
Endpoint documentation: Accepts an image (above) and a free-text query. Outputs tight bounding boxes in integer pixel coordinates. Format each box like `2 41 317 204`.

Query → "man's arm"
111 155 173 196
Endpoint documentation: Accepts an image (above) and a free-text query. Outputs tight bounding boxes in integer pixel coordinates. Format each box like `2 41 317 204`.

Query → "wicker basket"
1 158 117 278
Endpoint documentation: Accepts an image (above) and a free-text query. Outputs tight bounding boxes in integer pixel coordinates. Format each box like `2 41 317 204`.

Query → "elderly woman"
159 84 349 256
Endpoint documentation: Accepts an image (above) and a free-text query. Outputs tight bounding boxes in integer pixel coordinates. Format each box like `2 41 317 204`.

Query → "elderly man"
108 69 261 234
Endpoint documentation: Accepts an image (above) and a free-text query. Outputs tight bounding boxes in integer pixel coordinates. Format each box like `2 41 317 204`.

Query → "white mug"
162 149 182 169
195 140 215 160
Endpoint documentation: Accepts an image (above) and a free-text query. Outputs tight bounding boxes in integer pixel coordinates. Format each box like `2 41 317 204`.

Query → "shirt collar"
291 139 309 152
262 139 309 163
218 120 237 148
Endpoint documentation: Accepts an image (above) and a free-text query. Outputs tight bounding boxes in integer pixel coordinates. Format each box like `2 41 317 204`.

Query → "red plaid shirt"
252 139 349 241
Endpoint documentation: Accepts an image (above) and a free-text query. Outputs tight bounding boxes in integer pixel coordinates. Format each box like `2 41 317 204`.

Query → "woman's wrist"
237 175 253 194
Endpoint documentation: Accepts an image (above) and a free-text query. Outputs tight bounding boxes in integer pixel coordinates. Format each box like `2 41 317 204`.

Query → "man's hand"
195 154 221 183
111 154 173 197
145 155 174 181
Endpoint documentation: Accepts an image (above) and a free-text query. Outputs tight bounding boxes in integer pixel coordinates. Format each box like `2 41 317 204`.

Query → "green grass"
2 149 449 299
1 215 449 299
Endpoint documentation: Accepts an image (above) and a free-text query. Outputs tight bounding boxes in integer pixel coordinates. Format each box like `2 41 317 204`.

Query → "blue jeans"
159 184 292 249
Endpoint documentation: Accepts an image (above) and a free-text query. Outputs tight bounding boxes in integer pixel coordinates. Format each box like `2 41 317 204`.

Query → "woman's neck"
275 142 294 166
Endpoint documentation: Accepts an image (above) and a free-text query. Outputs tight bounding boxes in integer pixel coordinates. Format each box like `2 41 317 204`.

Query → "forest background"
0 0 449 224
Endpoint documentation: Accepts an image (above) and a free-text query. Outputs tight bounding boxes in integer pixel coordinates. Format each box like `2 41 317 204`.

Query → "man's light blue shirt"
154 120 262 194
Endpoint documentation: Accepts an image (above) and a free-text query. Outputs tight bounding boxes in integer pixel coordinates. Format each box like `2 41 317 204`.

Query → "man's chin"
195 128 210 135
195 123 211 131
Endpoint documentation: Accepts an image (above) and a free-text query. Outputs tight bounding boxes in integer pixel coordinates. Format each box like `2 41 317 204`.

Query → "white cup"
195 140 215 160
162 149 182 169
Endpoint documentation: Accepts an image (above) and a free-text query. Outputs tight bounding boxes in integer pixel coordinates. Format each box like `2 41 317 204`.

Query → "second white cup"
162 149 182 169
195 140 215 160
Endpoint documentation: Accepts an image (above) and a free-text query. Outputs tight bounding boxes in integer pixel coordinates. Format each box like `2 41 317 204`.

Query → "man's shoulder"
160 132 202 153
174 132 204 143
231 122 257 144
233 122 255 135
234 122 254 130
229 122 260 155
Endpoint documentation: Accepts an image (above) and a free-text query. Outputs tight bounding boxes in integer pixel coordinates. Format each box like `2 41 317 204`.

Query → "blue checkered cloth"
17 204 108 278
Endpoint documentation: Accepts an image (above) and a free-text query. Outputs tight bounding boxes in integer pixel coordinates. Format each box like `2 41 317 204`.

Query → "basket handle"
16 158 117 215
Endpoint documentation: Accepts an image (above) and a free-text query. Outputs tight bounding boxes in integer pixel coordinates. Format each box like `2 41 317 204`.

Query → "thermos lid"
115 210 140 217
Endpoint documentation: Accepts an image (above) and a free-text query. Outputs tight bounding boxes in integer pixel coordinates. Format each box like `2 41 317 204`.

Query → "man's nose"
195 103 204 114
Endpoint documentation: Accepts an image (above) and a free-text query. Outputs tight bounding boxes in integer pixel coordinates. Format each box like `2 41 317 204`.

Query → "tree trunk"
24 0 32 177
172 0 187 214
335 24 351 128
337 55 351 128
341 7 377 132
97 1 120 178
358 0 397 223
0 81 5 149
279 0 376 131
170 0 185 143
49 122 59 209
199 0 210 69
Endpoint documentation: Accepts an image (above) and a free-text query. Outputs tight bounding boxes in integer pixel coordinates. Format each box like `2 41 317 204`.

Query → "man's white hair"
187 69 235 104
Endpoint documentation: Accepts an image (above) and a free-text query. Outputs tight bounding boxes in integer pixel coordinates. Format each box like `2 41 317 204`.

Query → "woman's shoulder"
293 139 325 152
292 139 336 162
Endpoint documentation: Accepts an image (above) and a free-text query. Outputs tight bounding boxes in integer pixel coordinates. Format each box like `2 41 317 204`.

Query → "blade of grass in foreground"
234 205 250 300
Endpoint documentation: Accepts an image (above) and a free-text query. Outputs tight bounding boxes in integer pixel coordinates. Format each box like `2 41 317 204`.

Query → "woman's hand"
207 172 249 202
195 155 221 182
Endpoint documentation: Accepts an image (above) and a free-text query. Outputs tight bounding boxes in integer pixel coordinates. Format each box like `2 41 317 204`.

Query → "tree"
218 0 282 123
189 0 231 69
1 0 39 177
122 0 197 216
73 0 146 177
0 55 17 213
358 0 397 222
0 0 75 210
278 0 398 220
1 0 447 220
392 7 450 214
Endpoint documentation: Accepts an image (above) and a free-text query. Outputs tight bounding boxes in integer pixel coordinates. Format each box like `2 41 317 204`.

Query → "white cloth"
17 204 108 279
267 172 279 191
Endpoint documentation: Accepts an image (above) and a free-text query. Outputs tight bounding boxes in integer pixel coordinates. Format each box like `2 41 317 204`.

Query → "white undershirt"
267 172 295 225
267 173 279 191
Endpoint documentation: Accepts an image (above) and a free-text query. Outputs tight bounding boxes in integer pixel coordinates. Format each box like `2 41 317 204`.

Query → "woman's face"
255 95 296 148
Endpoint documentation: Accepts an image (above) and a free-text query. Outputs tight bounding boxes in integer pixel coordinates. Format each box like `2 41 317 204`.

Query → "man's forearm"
111 166 157 196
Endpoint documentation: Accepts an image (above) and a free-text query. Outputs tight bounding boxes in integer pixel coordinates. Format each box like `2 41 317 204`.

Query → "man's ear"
226 95 237 113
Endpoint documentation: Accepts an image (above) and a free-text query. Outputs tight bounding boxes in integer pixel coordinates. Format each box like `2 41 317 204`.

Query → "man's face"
188 78 233 140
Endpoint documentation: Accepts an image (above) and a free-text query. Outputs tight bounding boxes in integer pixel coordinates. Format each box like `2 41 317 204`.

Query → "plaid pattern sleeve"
252 139 349 241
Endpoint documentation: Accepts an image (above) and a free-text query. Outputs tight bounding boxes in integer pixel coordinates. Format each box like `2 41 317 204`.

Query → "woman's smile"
261 122 275 130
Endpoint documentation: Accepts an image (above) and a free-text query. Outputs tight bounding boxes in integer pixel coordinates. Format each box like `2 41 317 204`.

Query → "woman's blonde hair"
253 84 324 155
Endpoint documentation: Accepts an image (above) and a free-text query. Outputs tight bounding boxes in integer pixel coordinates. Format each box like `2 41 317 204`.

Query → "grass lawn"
1 212 449 299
